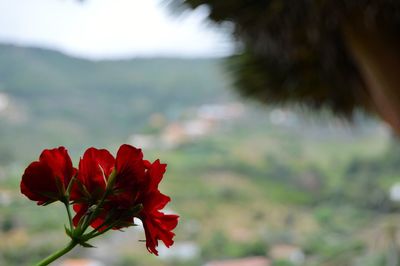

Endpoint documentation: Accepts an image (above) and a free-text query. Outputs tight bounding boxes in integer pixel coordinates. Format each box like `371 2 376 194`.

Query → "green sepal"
131 203 144 215
116 221 135 228
106 169 117 192
64 225 73 238
41 199 57 206
79 242 96 248
66 176 76 196
87 204 98 213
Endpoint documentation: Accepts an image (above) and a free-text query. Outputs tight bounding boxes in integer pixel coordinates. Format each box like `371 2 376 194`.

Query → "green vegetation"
0 44 399 265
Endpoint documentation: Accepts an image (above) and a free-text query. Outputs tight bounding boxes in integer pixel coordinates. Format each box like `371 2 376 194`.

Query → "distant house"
161 123 188 148
269 244 305 265
389 183 400 202
128 134 158 150
158 241 200 261
204 256 271 266
197 103 244 121
161 119 214 148
59 259 104 266
183 118 214 138
0 189 12 206
146 102 246 149
0 92 9 113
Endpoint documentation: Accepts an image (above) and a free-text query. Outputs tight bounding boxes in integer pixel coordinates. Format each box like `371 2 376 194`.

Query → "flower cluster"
21 145 178 255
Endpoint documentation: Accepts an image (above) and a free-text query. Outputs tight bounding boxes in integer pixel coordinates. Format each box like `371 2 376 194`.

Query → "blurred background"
1 0 400 266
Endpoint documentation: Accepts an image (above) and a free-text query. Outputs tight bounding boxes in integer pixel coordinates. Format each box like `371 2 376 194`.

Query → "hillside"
0 44 233 163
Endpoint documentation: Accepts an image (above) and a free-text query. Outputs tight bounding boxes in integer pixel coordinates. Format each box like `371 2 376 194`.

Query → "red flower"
71 144 178 255
111 155 178 255
70 147 115 202
140 191 179 255
20 147 77 205
138 159 179 255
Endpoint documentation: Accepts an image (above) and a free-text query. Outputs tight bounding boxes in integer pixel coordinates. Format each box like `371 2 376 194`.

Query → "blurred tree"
169 0 400 134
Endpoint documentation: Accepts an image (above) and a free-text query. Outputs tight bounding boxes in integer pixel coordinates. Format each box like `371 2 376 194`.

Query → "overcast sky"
0 0 233 59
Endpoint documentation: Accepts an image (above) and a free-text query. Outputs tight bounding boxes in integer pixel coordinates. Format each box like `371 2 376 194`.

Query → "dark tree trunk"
344 19 400 135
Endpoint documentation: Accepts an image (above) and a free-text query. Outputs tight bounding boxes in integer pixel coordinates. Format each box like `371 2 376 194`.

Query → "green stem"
64 201 73 230
35 240 77 266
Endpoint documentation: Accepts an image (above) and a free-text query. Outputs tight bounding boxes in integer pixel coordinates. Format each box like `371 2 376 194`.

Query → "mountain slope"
0 44 232 163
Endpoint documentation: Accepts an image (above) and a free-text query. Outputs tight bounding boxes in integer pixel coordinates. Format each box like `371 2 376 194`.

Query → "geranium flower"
71 144 179 255
21 144 178 265
140 191 179 255
20 147 77 205
137 159 179 255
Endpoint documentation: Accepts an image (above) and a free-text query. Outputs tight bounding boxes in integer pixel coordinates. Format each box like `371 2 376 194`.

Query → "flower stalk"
35 241 77 266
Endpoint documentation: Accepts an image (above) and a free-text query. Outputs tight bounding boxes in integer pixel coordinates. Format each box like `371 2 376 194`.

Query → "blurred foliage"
201 230 266 260
170 0 400 116
272 260 295 266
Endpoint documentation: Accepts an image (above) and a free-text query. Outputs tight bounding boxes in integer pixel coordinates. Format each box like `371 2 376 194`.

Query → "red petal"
146 160 167 190
115 144 146 187
156 213 179 231
139 188 178 255
39 147 74 190
74 147 115 200
143 191 171 212
143 160 151 169
142 212 179 255
20 161 60 204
